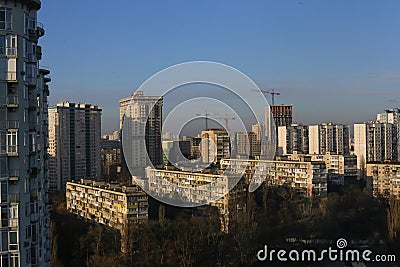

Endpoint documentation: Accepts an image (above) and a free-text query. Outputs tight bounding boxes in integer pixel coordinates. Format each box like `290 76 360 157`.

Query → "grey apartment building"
48 102 102 192
0 0 51 265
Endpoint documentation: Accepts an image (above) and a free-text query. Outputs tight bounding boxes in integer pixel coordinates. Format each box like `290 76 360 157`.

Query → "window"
0 182 7 203
0 157 5 178
6 131 17 154
24 13 29 34
1 231 8 252
11 254 19 267
0 8 12 30
9 231 18 251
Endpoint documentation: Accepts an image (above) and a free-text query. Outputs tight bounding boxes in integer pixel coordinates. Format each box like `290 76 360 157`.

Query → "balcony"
37 22 45 37
8 169 19 181
39 66 50 75
6 96 18 108
6 146 18 157
8 194 19 203
0 121 19 130
0 72 17 82
9 218 18 228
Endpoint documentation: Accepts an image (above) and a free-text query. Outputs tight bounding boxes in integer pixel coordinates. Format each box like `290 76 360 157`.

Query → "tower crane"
253 88 281 105
195 111 211 130
214 113 235 132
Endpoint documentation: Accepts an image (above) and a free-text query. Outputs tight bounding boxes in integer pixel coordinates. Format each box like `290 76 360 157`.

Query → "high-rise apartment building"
251 122 263 141
377 109 400 161
0 0 51 265
48 102 102 192
235 131 260 157
101 139 121 181
265 105 293 152
308 123 350 155
277 123 309 155
200 129 230 163
120 91 163 173
354 122 396 174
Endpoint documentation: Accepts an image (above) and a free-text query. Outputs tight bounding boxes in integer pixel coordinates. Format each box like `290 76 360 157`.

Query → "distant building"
377 109 400 163
235 131 260 157
221 158 327 197
200 129 230 163
308 123 350 155
251 122 264 141
144 168 247 232
265 104 293 153
367 163 400 199
120 91 163 172
66 179 148 252
162 140 191 165
48 102 102 191
101 139 122 181
354 122 396 175
103 131 120 141
284 152 358 186
277 123 309 155
189 137 202 159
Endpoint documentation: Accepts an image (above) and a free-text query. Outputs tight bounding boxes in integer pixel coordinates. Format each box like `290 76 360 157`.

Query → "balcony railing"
0 120 20 130
8 169 19 181
0 71 17 82
6 96 18 108
9 218 18 228
8 193 19 203
0 47 17 57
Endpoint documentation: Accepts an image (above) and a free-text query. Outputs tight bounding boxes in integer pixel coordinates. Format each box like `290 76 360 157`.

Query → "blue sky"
38 1 400 134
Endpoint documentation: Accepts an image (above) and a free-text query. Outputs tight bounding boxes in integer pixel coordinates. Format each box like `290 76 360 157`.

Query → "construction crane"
214 113 235 132
253 88 280 105
195 111 211 130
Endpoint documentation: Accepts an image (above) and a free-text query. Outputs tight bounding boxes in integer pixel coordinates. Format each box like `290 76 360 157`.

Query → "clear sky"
38 1 400 134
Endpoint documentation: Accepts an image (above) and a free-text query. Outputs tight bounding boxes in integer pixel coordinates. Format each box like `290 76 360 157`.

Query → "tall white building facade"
309 123 350 155
377 108 400 161
120 91 163 174
354 122 396 174
48 102 102 192
0 0 51 265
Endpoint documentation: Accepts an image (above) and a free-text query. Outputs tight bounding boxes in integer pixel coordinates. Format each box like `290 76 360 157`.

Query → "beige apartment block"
221 158 327 197
144 168 247 232
367 163 400 199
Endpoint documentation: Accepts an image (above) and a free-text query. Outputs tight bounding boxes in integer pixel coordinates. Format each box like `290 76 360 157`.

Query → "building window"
10 254 19 267
9 231 18 251
1 231 8 252
0 35 17 56
0 182 7 203
0 8 12 30
6 131 17 154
